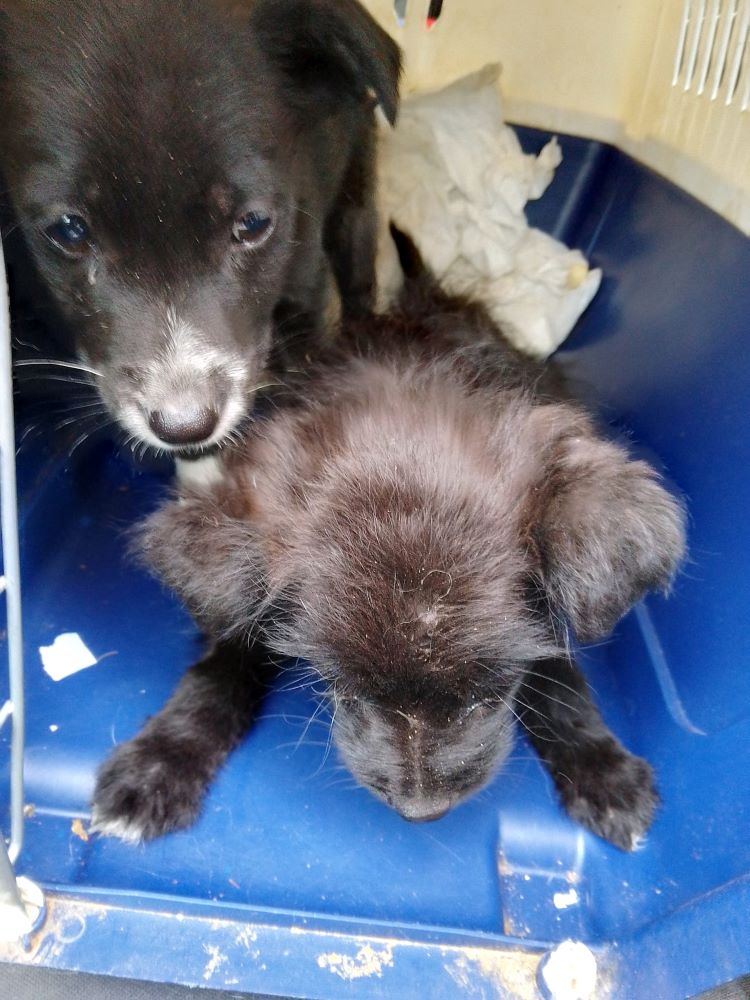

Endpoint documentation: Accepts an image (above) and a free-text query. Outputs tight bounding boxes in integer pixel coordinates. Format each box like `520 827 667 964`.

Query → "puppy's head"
259 409 564 822
0 1 291 450
262 399 686 821
0 0 400 452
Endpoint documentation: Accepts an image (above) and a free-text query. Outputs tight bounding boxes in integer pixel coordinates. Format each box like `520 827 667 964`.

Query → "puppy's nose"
148 405 218 446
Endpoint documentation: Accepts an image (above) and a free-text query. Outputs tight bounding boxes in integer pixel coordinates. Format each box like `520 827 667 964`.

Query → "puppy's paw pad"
559 743 658 852
92 739 204 842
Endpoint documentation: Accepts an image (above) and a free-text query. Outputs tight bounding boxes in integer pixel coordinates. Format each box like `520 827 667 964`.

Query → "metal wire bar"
0 829 23 913
0 232 26 867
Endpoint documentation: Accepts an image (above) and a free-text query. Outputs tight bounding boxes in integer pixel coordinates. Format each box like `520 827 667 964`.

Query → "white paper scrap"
40 633 98 682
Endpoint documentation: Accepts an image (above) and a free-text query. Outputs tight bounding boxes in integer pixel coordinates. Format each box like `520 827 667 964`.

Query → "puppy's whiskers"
292 695 333 754
68 414 116 458
14 358 104 378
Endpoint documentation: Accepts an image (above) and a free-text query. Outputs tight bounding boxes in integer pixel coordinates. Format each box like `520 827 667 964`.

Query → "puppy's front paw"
91 737 207 843
556 740 659 851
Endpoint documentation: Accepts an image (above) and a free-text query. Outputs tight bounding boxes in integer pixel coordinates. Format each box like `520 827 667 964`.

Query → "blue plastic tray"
1 130 749 999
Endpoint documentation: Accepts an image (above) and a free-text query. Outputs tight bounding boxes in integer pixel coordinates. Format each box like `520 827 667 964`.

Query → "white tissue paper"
376 65 601 359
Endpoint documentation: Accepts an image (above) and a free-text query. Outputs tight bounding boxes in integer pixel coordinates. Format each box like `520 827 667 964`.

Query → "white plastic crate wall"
365 0 750 233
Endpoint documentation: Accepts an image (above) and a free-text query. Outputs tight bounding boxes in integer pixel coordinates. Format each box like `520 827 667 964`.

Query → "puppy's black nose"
148 406 218 446
403 807 450 824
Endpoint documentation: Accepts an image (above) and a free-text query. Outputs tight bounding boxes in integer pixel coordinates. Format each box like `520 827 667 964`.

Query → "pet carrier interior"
1 1 749 998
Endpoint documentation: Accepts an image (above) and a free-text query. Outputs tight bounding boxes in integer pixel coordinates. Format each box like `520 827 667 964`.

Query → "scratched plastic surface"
1 133 749 999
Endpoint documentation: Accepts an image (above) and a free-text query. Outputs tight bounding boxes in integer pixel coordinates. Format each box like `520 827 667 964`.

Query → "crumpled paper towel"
376 65 601 359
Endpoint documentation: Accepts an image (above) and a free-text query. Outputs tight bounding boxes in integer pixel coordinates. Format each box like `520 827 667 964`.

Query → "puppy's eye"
232 210 274 247
44 214 92 256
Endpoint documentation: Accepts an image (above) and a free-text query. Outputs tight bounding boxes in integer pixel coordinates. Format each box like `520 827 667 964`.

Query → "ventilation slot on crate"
673 0 750 108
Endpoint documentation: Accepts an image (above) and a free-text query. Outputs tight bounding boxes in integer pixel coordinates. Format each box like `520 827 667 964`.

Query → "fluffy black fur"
0 0 400 451
92 641 275 842
92 231 686 849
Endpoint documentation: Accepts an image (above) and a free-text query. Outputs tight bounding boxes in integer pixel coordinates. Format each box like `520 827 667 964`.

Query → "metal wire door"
0 232 42 939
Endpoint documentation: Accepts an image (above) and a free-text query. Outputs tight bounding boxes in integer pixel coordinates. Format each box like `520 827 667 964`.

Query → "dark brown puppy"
0 0 400 451
92 231 686 848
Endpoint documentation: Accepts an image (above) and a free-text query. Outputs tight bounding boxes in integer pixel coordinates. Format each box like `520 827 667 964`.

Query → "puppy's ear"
249 0 401 124
537 434 686 641
133 493 266 639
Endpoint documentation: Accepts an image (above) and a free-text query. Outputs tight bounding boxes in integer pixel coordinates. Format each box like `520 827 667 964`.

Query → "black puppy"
92 231 686 850
0 0 399 451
